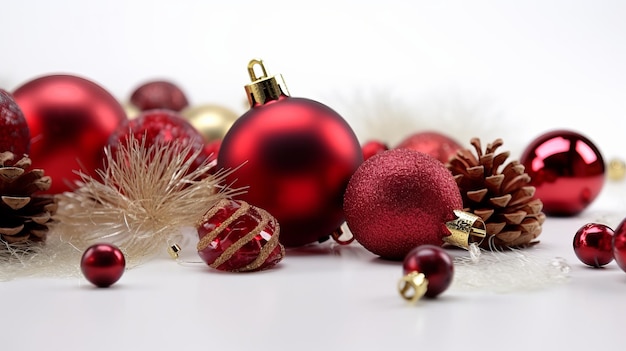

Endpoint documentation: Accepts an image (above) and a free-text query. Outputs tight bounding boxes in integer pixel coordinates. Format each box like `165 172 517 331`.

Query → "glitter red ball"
402 245 454 298
80 243 126 288
573 223 614 267
130 80 189 112
0 89 30 157
344 148 463 260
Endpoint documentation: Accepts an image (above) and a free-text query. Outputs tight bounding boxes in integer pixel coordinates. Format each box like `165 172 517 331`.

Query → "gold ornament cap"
443 210 487 249
244 59 290 107
398 272 429 304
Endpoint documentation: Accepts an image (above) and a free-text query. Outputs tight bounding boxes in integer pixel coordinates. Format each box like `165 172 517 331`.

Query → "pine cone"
0 152 57 244
446 138 545 248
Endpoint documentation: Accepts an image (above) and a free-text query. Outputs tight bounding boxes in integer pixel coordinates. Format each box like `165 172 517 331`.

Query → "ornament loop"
331 227 355 245
398 272 428 303
247 59 269 81
443 210 487 249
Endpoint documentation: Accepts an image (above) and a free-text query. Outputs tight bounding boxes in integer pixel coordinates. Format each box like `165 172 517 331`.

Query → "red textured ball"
0 89 30 157
344 148 463 260
403 245 454 298
217 96 363 248
80 243 126 287
613 219 626 273
573 223 614 267
396 131 462 164
130 80 189 112
520 130 605 216
108 109 209 171
361 140 389 161
13 74 127 194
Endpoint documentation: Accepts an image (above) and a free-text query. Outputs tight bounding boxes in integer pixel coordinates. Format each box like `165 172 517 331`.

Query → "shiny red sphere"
80 243 126 287
613 218 626 273
344 149 462 260
361 140 389 161
217 96 363 248
573 223 614 267
520 130 605 216
130 80 189 112
0 89 30 157
402 245 454 298
13 75 127 194
395 131 462 164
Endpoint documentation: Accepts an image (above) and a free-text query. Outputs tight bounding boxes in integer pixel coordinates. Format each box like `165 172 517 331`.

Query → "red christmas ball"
130 80 189 112
573 223 614 267
0 89 30 157
395 131 462 164
613 219 626 273
80 243 126 287
344 149 463 260
13 74 127 194
361 140 389 161
197 199 284 272
520 130 605 216
217 96 363 247
107 109 209 171
402 245 454 298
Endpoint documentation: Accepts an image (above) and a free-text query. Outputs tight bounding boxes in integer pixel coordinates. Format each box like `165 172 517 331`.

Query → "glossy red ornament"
344 149 462 260
396 131 462 164
196 199 284 272
613 218 626 273
107 109 209 171
130 80 189 112
402 245 454 298
361 140 389 161
80 243 126 287
520 130 605 216
217 60 363 247
0 89 30 157
13 74 127 194
573 223 614 267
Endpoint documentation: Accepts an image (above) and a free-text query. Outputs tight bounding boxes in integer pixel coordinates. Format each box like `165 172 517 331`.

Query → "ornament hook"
247 59 269 82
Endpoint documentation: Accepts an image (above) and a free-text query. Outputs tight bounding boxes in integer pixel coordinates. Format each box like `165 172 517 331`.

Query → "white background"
2 1 626 350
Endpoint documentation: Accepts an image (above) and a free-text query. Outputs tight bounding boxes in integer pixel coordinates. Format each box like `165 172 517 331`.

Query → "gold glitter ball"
608 158 626 181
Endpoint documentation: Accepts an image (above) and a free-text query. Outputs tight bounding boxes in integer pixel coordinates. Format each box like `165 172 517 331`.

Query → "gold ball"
122 102 141 119
608 158 626 181
181 104 240 142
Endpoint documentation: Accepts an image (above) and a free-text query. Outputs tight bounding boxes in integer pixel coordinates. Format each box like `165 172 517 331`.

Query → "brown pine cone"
0 152 57 245
446 138 545 248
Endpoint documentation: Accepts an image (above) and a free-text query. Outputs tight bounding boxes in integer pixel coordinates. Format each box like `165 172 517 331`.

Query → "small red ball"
361 140 389 161
395 131 462 164
613 219 626 272
573 223 614 267
130 80 189 112
403 245 454 298
344 149 462 260
520 130 605 216
0 89 30 157
80 243 126 287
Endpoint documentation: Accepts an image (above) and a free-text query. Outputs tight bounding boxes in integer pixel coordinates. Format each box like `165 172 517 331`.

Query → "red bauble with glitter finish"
108 109 210 171
520 130 605 216
80 243 126 287
13 75 127 194
573 223 614 267
402 245 454 298
396 131 462 164
217 60 363 248
613 219 626 273
361 140 389 161
196 199 284 272
344 149 463 260
130 80 189 112
0 89 30 157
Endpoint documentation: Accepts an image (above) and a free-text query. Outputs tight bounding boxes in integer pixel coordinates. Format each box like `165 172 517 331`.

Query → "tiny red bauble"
399 245 454 301
13 74 127 194
0 89 30 157
80 243 126 287
107 109 210 172
361 140 389 161
520 130 605 216
613 218 626 273
395 131 462 164
196 199 284 272
217 60 363 247
344 148 463 260
130 80 189 112
573 223 614 267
